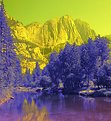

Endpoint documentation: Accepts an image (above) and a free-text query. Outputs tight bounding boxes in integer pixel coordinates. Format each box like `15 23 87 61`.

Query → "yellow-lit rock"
6 15 96 73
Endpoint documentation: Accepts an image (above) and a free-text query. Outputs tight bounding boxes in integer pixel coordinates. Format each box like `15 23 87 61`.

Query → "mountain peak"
61 15 74 19
60 15 75 25
38 15 83 47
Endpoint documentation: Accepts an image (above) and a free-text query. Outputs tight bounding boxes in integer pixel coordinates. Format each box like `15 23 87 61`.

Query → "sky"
4 0 111 35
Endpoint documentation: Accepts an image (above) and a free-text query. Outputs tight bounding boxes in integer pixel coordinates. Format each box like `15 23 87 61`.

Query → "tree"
80 40 95 85
63 44 81 90
42 66 50 77
13 59 22 87
23 69 32 87
94 37 109 65
45 52 60 86
32 63 41 87
42 37 111 92
40 76 52 89
93 37 110 88
80 37 110 86
0 1 22 90
96 63 111 88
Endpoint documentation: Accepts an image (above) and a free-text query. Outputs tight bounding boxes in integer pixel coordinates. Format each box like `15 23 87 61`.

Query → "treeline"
23 37 111 92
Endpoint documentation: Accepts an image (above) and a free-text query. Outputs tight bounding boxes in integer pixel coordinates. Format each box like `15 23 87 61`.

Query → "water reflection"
0 92 111 121
82 96 96 111
18 99 51 121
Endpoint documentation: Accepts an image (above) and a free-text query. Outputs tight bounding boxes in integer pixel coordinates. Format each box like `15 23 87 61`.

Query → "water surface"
0 92 111 121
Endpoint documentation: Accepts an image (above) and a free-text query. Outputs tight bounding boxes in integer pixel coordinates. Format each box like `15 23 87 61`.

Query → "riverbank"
42 87 111 98
79 88 111 97
0 93 13 106
0 87 15 106
16 87 43 93
14 86 111 98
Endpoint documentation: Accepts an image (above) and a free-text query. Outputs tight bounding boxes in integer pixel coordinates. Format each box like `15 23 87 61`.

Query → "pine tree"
23 69 31 87
32 63 41 87
0 1 22 90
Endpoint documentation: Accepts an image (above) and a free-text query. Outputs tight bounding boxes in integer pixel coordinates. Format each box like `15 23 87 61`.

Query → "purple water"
0 92 111 121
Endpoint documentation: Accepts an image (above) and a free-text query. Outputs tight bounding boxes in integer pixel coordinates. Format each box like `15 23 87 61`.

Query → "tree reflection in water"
18 99 52 121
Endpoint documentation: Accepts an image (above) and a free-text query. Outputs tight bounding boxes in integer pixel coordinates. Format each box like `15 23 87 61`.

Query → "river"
0 92 111 121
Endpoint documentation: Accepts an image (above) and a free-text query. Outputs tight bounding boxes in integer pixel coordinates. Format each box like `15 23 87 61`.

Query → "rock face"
38 15 83 47
105 35 111 45
7 15 97 46
6 15 96 73
7 16 29 41
25 22 42 43
14 39 47 73
74 19 96 43
7 16 47 73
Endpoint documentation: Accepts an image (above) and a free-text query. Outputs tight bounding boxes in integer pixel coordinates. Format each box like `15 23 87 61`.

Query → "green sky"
4 0 111 35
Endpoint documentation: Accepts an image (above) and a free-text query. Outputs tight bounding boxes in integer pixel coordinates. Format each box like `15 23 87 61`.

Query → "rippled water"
0 92 111 121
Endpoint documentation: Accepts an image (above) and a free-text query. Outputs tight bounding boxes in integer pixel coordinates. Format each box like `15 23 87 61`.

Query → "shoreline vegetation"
1 85 111 111
15 86 111 98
